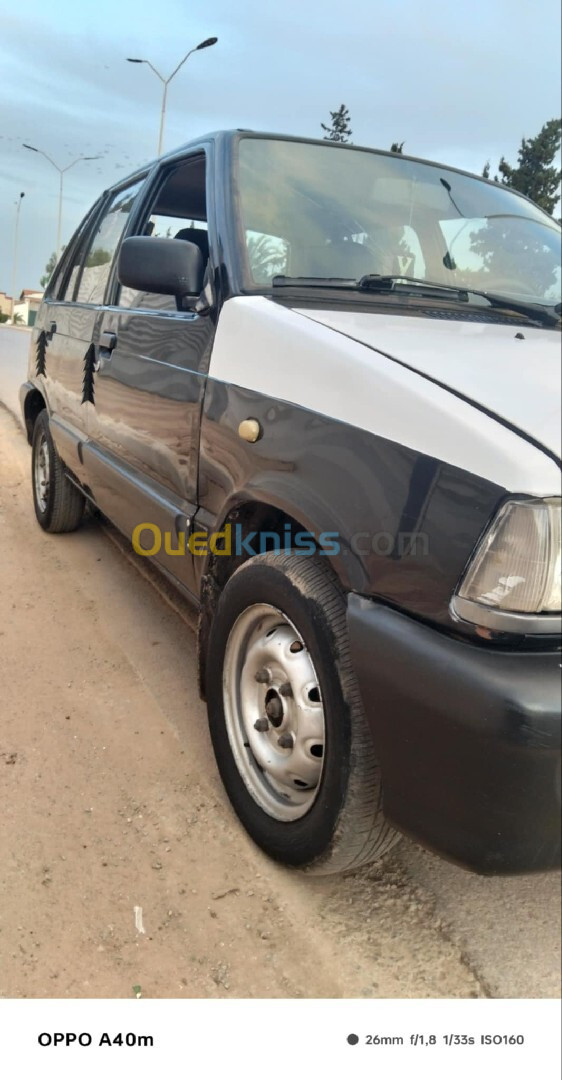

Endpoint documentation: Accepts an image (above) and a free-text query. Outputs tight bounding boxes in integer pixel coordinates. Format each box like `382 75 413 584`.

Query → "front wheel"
206 552 398 874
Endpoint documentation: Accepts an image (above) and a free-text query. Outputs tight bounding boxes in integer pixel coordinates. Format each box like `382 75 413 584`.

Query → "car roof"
108 128 555 221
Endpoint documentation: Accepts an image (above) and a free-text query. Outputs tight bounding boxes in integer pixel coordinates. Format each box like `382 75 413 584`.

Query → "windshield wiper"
356 275 561 328
272 274 466 294
272 276 355 289
271 274 560 327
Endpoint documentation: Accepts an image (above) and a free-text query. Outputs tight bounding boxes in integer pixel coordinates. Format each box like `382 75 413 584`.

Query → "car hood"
294 308 562 461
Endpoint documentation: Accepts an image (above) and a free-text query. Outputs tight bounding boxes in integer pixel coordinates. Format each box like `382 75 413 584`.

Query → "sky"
1 0 561 294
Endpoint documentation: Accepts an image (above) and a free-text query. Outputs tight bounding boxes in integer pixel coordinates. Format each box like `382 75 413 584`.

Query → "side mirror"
118 235 205 307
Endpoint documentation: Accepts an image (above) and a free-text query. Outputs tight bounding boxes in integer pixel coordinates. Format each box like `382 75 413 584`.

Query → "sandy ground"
0 326 560 999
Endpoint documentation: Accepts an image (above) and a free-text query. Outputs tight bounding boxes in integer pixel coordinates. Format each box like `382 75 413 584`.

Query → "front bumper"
347 595 561 874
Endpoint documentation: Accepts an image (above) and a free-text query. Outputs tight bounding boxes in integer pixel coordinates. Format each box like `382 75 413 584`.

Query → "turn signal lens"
457 498 561 616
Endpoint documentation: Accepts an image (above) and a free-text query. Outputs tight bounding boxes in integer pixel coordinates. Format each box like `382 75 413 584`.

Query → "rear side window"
72 181 143 305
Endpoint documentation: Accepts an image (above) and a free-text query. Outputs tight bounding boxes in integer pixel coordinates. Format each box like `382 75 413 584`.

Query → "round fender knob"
238 418 262 443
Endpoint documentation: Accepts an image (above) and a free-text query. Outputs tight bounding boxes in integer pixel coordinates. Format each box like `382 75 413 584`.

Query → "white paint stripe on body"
208 296 561 496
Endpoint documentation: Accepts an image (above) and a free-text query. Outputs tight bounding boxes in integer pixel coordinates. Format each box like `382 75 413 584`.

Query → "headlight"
451 498 561 635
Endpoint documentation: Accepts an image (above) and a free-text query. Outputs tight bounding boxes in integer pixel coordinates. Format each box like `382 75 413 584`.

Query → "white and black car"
21 131 561 875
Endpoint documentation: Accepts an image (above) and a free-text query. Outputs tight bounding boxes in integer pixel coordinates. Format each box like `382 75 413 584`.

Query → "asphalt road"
0 324 560 999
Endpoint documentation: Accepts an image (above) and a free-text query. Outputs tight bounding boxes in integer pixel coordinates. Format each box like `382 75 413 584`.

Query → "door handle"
99 331 117 353
93 331 117 373
46 321 57 340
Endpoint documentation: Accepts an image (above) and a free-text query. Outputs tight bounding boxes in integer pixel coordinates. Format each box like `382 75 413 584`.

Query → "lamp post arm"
145 60 166 82
63 156 96 173
166 47 196 84
36 149 63 174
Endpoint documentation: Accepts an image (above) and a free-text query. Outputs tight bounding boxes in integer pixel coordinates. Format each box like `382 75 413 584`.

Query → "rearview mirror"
118 236 205 306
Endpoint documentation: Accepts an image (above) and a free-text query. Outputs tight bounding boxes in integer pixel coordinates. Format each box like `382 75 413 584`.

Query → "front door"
84 153 214 599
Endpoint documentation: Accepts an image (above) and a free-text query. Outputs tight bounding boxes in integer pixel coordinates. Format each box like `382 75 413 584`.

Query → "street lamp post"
22 145 100 260
126 37 218 157
11 192 25 324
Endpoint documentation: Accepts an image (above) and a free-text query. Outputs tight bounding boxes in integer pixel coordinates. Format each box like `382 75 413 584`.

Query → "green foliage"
0 313 9 324
85 247 112 268
390 142 405 153
483 119 561 215
469 216 559 299
321 104 352 144
474 120 561 299
40 248 64 288
247 234 289 282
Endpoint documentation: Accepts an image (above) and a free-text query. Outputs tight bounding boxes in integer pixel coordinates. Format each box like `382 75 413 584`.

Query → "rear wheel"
31 410 85 533
206 551 398 874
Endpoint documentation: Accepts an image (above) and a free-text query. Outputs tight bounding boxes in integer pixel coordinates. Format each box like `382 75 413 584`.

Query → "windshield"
237 137 561 307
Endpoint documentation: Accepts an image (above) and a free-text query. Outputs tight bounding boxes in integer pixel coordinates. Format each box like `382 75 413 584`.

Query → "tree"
468 214 559 298
321 104 352 143
85 247 112 268
247 234 289 283
482 119 561 215
40 249 64 288
390 141 404 153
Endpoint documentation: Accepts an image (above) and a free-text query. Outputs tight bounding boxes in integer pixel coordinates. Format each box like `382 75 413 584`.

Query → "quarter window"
49 199 102 301
72 181 142 305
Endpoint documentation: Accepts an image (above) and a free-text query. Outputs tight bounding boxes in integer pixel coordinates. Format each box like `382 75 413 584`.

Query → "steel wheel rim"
222 603 326 822
34 431 50 514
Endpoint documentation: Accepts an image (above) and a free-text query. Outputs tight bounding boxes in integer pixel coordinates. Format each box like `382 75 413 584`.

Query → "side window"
71 181 143 305
48 199 103 301
118 154 207 311
64 265 81 303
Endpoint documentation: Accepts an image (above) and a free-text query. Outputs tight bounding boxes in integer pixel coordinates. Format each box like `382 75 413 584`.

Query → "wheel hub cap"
223 604 326 821
34 432 50 513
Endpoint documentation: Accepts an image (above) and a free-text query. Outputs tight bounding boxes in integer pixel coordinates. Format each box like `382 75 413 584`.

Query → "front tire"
31 410 85 533
206 551 398 874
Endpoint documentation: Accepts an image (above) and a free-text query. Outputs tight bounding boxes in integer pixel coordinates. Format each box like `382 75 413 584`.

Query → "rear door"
32 199 102 480
84 151 215 598
36 180 144 480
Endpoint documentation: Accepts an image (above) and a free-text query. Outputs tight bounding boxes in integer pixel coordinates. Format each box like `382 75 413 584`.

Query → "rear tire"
31 410 85 533
206 551 399 874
